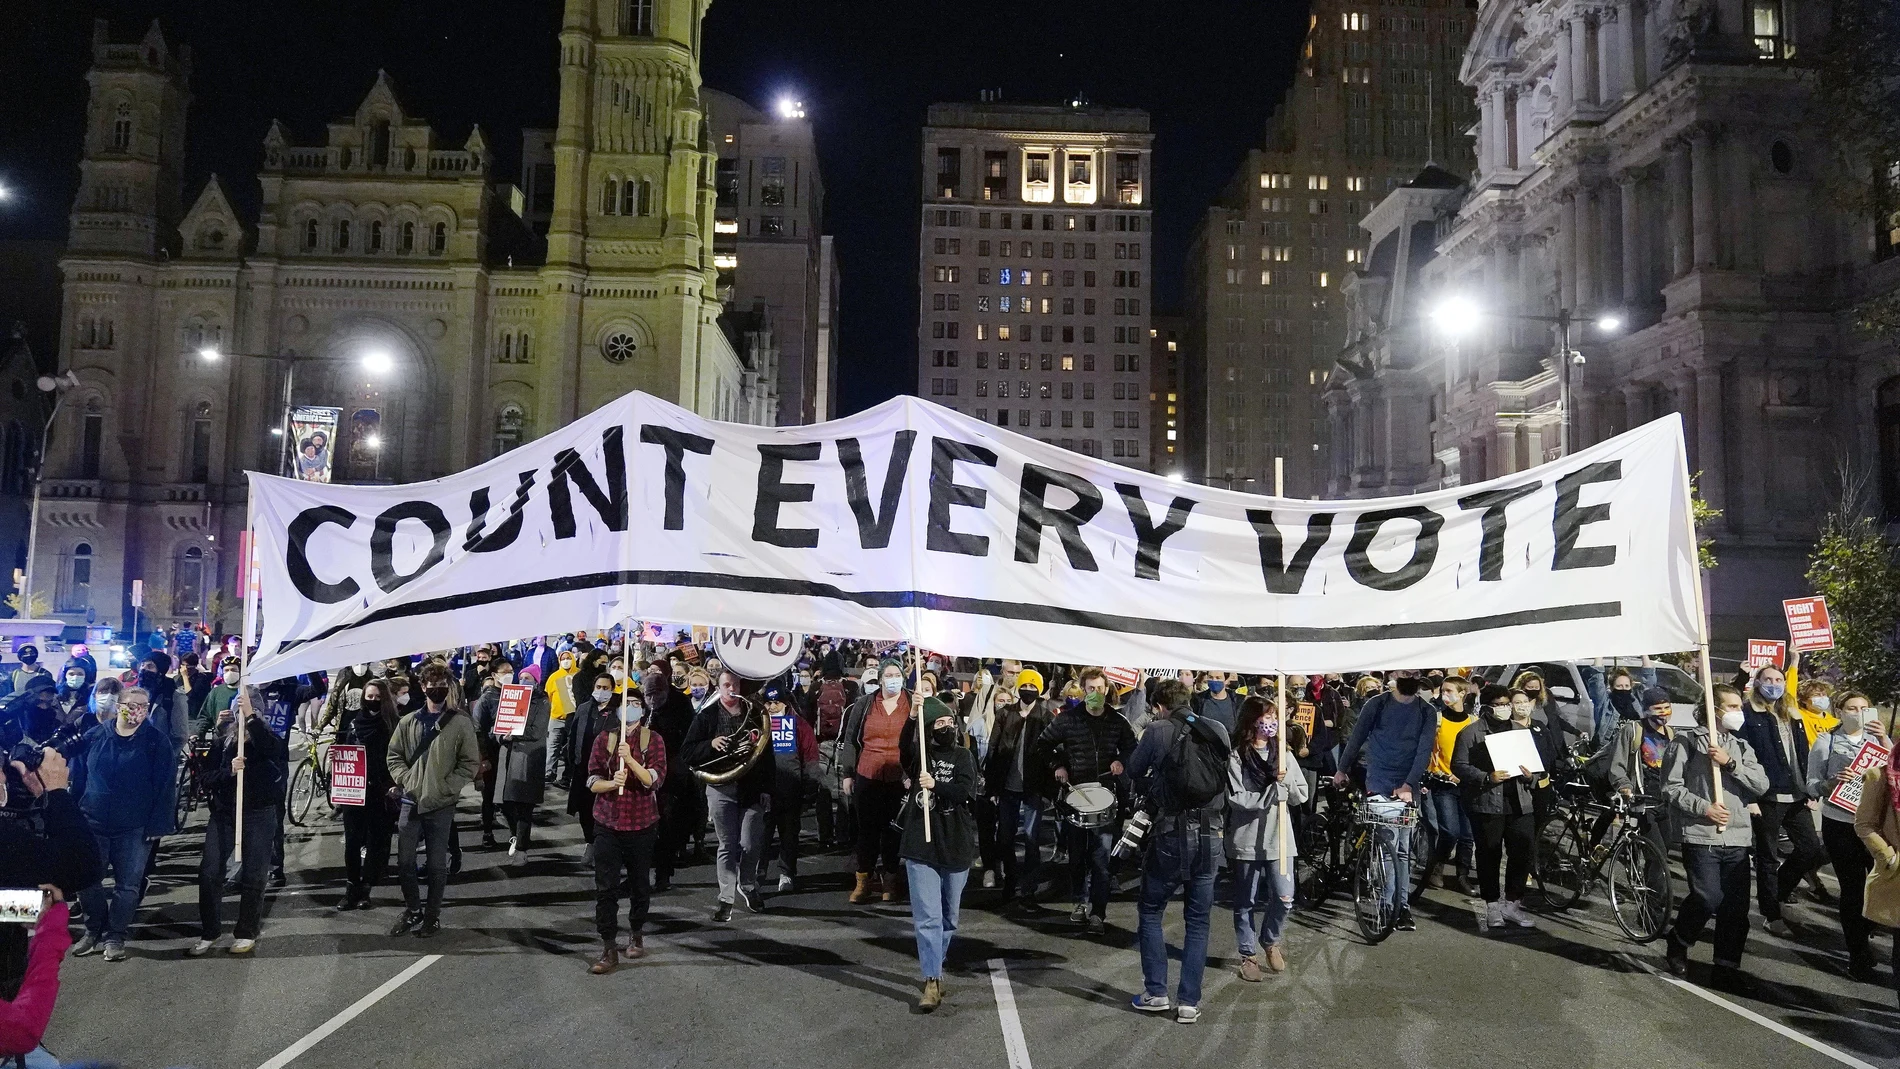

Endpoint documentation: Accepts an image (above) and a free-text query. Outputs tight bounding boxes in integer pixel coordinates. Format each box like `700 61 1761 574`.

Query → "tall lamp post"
1429 298 1623 458
196 345 394 475
20 370 83 617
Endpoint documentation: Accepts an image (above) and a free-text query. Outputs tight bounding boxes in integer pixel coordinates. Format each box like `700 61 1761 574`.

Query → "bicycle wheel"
288 761 317 827
1408 817 1435 901
1531 816 1588 911
1608 832 1673 943
1352 837 1394 945
174 763 195 829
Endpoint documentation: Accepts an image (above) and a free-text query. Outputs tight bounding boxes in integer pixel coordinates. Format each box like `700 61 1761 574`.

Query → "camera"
1111 808 1152 860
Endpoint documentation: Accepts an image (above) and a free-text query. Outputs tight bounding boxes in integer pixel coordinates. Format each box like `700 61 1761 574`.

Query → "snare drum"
1064 783 1119 829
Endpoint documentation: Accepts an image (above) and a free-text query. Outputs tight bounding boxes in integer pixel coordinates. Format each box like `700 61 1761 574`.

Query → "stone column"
1601 179 1624 308
1555 19 1574 112
1622 382 1648 431
1728 134 1759 271
1577 184 1600 309
1572 17 1595 106
1478 92 1496 176
1667 138 1693 278
1694 366 1727 513
1690 124 1718 268
1629 0 1650 91
1618 168 1644 312
1559 192 1579 312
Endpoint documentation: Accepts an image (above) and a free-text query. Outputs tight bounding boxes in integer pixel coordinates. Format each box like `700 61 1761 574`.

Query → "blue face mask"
1758 681 1785 701
1207 680 1225 694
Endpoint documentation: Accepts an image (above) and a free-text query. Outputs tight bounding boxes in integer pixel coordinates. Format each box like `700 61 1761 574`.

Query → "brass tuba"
693 698 772 785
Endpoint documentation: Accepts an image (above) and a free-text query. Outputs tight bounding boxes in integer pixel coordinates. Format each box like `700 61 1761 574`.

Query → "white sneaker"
776 875 794 893
1176 1004 1201 1024
507 837 519 858
1481 901 1503 932
1130 993 1172 1014
229 938 257 955
186 939 216 957
1502 900 1536 928
981 870 998 889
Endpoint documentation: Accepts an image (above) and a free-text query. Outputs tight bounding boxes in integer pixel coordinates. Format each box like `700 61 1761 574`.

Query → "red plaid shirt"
588 726 666 832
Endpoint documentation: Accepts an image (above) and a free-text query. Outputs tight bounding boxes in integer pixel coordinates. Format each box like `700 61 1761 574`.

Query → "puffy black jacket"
1042 703 1136 788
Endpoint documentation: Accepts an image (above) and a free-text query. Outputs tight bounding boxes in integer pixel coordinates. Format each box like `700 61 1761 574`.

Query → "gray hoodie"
1224 748 1311 862
1663 727 1769 847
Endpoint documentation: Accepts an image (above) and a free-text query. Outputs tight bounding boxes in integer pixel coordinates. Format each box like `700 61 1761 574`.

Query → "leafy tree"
4 589 52 619
1804 465 1900 702
1691 472 1720 571
1803 0 1900 339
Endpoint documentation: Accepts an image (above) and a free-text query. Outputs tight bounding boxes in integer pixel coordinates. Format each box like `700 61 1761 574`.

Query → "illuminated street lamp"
196 344 394 474
1427 298 1625 457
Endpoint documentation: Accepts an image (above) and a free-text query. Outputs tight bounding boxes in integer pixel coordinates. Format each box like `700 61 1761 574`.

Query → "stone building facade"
1324 0 1900 645
917 100 1155 469
38 4 757 636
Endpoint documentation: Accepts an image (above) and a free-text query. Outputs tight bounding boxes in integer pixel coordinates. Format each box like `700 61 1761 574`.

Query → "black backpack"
1164 713 1231 811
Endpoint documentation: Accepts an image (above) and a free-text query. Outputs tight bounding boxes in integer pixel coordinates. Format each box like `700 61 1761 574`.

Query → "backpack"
816 680 847 741
1163 713 1231 812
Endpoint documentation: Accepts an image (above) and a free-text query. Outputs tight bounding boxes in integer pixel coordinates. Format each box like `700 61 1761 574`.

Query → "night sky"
0 1 1305 414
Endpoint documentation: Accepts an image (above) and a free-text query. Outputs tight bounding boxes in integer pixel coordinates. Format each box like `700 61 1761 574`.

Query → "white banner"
243 392 1701 679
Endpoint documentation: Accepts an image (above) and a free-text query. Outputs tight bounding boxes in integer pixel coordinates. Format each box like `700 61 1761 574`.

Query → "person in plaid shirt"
585 685 666 975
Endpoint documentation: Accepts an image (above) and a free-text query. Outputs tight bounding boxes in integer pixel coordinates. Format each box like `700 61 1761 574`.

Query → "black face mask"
1609 689 1640 719
1017 688 1038 706
1394 677 1421 697
931 726 960 748
424 686 450 705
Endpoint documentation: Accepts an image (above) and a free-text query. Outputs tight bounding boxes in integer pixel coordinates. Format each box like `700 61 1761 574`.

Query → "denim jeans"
80 828 152 945
200 805 276 940
397 803 455 919
1422 786 1473 870
544 718 572 782
1673 843 1752 968
996 790 1044 898
1137 814 1220 1007
905 860 970 980
1067 823 1117 916
1231 858 1296 956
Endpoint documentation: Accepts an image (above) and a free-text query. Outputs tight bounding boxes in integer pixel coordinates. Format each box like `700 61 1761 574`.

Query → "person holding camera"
68 687 176 962
1 745 101 1049
188 695 286 956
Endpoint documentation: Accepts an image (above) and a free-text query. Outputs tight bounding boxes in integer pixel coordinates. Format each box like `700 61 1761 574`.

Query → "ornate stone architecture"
39 4 759 635
1324 0 1900 644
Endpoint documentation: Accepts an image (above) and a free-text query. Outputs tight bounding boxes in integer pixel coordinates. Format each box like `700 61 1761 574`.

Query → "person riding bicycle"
1597 686 1677 845
1332 669 1437 932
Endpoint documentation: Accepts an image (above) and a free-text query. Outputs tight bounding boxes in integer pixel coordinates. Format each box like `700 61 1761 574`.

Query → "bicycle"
1348 794 1420 945
286 726 336 827
174 739 215 829
1295 780 1357 907
1533 787 1673 942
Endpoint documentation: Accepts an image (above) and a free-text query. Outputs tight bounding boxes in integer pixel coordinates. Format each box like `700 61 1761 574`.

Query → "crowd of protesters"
0 627 1896 1036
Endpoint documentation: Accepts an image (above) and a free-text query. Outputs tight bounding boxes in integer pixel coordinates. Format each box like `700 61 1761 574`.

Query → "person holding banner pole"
586 685 664 975
1805 691 1887 982
1663 683 1770 988
1228 695 1307 979
187 696 283 956
898 696 978 1012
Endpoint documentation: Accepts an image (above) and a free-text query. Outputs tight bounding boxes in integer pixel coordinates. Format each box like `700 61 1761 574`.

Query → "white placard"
241 392 1700 680
1484 727 1546 777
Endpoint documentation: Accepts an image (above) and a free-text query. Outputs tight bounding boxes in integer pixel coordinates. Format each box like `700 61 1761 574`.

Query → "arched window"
184 318 203 351
500 333 514 362
493 403 528 457
621 0 654 35
303 219 320 251
1880 376 1900 520
370 120 392 166
334 219 352 252
99 319 114 349
401 221 416 253
65 543 93 612
602 178 620 215
430 222 447 254
620 180 637 216
517 332 532 363
174 545 204 616
638 179 653 216
112 103 132 151
369 219 384 253
80 399 104 479
189 401 212 483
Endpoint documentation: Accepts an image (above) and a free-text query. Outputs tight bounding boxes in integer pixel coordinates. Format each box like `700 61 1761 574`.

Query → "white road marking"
1656 973 1881 1069
988 958 1034 1069
255 954 442 1069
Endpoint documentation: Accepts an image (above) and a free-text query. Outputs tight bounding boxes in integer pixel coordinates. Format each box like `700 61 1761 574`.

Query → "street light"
21 370 83 617
197 344 394 475
1427 297 1625 457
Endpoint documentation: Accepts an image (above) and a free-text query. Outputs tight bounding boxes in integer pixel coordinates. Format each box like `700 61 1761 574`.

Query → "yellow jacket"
1786 665 1839 745
546 666 576 722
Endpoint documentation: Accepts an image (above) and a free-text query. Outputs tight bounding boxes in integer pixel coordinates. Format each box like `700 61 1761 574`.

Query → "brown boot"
849 872 877 905
1266 942 1287 973
622 933 646 961
918 978 943 1011
1238 954 1264 982
880 870 896 903
589 944 618 975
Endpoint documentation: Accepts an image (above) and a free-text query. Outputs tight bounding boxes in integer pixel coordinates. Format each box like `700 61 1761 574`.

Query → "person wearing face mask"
1851 713 1900 1008
565 675 621 846
54 665 94 736
1333 670 1438 931
1451 686 1540 932
197 660 242 740
317 662 375 736
641 660 701 890
684 667 714 710
1044 667 1137 935
335 680 399 912
386 664 480 938
178 653 211 732
681 670 775 920
981 666 1055 911
187 689 286 956
1805 690 1889 982
586 685 665 974
1593 686 1681 866
1662 683 1770 989
66 687 177 960
1 678 62 750
1734 664 1825 937
897 696 980 1011
135 652 188 765
1227 694 1310 980
544 650 580 790
474 657 551 861
1420 676 1477 895
1191 673 1239 734
760 678 820 893
838 658 921 905
8 646 50 697
466 653 506 850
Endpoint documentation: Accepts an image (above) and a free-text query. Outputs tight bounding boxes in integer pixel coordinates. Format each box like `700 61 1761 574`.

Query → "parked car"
1479 659 1706 744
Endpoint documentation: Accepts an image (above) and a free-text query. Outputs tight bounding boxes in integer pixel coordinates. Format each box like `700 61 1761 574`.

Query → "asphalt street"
34 788 1900 1069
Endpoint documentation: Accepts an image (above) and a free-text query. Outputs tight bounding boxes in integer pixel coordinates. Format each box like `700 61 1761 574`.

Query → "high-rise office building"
1148 314 1186 477
1186 0 1478 494
919 99 1153 468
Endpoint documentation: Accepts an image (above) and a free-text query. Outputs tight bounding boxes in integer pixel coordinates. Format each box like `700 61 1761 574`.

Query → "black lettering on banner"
753 442 823 548
926 437 996 557
1553 461 1621 570
1343 506 1442 591
463 471 538 554
1015 464 1103 571
1115 484 1197 581
286 505 361 604
837 431 916 550
637 425 714 531
1456 481 1541 581
370 501 451 593
1247 510 1335 594
549 426 628 539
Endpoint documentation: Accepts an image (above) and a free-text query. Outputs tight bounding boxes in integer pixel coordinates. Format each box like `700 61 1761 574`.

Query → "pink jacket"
0 901 71 1056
